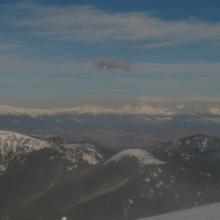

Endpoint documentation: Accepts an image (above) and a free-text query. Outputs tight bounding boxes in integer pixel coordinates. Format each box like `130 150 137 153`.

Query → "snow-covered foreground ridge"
0 130 50 152
139 203 220 220
0 131 103 173
0 130 50 172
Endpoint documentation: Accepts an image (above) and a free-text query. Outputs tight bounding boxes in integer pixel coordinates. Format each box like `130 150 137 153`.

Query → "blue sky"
0 0 220 107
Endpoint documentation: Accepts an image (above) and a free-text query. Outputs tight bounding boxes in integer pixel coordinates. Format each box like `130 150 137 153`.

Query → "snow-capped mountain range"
1 131 220 220
0 104 219 117
0 104 175 117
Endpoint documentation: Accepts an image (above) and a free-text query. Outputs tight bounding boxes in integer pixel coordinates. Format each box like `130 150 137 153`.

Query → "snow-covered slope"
57 143 103 165
106 149 165 166
0 130 50 151
0 130 50 173
139 203 220 220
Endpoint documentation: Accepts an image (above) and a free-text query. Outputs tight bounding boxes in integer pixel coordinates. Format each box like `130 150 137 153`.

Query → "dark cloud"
94 58 130 72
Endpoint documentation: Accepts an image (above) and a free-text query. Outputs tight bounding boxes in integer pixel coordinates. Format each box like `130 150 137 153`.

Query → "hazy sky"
0 0 220 107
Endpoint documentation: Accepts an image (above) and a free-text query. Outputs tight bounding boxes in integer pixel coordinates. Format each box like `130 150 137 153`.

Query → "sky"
0 0 220 108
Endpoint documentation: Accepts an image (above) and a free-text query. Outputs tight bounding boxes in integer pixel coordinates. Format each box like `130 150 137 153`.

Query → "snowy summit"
106 149 164 166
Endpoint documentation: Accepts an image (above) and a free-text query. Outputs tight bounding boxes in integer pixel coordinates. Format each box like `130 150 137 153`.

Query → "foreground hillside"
140 203 220 220
1 131 220 219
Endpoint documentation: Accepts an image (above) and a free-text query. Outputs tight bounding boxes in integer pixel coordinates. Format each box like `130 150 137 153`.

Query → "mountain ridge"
1 132 220 220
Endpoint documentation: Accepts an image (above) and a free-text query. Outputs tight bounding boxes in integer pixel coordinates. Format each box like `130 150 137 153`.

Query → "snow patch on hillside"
58 143 103 165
